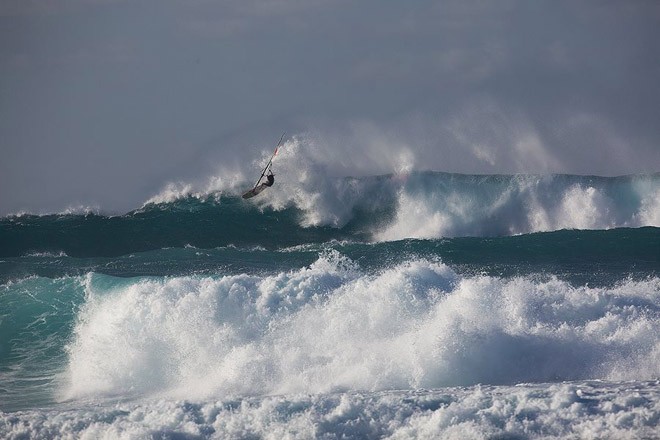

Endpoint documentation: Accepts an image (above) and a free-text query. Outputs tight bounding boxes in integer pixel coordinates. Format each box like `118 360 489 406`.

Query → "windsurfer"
263 170 275 187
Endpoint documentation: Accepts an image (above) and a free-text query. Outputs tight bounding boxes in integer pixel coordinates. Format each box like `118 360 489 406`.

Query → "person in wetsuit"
242 168 276 199
263 170 275 187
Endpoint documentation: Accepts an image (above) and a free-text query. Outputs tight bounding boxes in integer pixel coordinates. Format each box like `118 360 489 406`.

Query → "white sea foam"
375 174 660 240
252 136 392 228
138 133 660 239
635 179 660 226
143 169 248 206
4 204 100 218
3 382 659 439
61 253 660 404
266 137 660 236
143 181 197 205
58 204 100 216
22 251 69 258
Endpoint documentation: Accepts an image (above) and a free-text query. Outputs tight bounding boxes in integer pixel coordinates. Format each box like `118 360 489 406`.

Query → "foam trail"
62 253 660 403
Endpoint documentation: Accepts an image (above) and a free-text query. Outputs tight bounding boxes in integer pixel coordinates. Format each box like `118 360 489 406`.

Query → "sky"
2 0 659 215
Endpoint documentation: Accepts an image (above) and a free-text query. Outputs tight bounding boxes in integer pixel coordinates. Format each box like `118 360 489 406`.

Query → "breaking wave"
56 254 659 403
2 172 659 258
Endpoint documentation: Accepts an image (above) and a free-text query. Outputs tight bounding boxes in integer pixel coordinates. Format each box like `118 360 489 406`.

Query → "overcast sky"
2 0 659 215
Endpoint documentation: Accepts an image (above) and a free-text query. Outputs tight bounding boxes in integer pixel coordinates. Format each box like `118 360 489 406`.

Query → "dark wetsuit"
264 173 275 187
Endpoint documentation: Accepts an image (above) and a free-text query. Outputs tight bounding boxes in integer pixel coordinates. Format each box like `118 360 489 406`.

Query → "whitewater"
1 166 659 438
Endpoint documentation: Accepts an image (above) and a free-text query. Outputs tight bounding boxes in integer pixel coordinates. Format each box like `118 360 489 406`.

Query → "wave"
61 259 660 402
1 172 659 258
3 252 657 410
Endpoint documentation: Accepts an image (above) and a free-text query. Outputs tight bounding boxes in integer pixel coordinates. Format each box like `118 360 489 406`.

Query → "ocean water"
1 172 659 439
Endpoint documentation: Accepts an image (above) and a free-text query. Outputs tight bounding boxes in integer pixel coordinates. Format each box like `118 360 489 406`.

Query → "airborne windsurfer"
242 133 284 199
